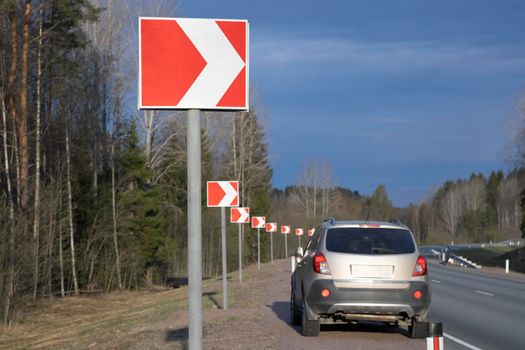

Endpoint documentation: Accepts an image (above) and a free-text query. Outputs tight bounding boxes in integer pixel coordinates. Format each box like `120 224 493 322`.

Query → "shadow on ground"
270 301 410 337
165 327 188 349
203 291 222 309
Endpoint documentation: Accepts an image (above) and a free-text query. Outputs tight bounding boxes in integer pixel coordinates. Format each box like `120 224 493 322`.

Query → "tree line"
0 0 272 323
272 161 524 249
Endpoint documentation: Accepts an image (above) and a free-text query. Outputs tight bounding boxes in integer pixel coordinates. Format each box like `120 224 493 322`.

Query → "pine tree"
118 121 167 284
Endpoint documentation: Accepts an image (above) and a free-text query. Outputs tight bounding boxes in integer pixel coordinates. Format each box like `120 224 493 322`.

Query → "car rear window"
325 227 415 254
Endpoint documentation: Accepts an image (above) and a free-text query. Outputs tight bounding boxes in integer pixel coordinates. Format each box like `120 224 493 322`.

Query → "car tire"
290 288 301 326
301 298 320 337
408 318 428 338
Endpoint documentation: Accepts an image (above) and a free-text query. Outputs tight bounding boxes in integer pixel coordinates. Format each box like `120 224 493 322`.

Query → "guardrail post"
426 322 443 350
505 259 509 274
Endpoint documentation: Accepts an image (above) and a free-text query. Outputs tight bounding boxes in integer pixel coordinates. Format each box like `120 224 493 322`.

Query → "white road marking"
444 332 484 350
431 279 441 283
476 290 494 297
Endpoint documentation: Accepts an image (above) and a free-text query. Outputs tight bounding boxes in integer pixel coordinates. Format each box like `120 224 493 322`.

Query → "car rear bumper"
306 279 430 318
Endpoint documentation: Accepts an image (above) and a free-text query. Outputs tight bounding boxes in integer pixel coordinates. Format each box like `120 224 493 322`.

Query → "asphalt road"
428 260 525 350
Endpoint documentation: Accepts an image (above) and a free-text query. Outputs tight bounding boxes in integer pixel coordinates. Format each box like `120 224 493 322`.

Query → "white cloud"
251 36 525 75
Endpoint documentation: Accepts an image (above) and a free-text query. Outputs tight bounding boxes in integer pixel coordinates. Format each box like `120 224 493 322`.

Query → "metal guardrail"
447 253 481 269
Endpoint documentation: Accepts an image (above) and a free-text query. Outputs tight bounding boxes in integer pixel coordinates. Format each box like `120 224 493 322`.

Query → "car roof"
322 220 409 230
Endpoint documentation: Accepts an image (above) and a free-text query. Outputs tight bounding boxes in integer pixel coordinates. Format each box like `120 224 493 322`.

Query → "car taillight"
313 253 331 275
412 255 427 276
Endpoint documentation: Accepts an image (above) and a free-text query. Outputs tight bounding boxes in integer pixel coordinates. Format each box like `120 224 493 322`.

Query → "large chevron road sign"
139 17 249 110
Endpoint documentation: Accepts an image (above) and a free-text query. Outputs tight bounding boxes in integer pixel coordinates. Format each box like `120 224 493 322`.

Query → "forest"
1 0 524 324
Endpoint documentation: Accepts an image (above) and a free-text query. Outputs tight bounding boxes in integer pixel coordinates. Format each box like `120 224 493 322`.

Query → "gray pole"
257 228 260 270
187 110 202 350
221 207 227 310
285 233 288 259
238 223 242 282
270 231 273 264
299 235 301 247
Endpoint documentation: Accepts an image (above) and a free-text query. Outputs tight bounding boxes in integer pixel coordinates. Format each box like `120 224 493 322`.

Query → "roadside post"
207 181 240 311
281 225 290 258
139 17 249 350
506 259 509 273
252 216 266 270
266 223 277 264
296 228 304 247
231 207 250 282
426 322 444 350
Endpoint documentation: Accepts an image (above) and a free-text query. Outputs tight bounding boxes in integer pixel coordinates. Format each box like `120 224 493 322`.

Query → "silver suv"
290 219 430 337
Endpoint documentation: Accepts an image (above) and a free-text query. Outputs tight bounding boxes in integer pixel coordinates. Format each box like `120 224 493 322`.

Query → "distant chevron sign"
266 223 277 232
139 17 249 110
251 216 266 229
231 207 250 223
207 181 239 207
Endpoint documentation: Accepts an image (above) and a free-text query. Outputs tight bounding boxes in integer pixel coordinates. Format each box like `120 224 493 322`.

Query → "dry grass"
0 262 274 350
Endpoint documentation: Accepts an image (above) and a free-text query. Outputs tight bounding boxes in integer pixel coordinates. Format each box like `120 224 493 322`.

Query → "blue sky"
182 0 525 206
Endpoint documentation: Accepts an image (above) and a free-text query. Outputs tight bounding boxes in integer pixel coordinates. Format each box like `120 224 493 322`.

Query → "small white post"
427 322 444 350
291 256 296 272
505 259 509 274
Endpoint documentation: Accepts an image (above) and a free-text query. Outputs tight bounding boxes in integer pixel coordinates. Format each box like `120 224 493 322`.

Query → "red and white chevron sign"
266 223 277 232
206 181 239 207
251 216 266 229
139 17 249 110
295 228 304 236
281 226 290 234
308 228 315 236
230 207 249 223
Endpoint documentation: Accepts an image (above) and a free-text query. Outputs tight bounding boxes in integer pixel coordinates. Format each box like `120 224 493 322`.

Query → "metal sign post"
230 207 249 282
251 216 265 270
139 17 249 350
270 231 273 264
207 181 239 311
187 110 202 350
257 228 261 270
285 232 288 258
281 226 290 258
296 228 303 247
266 223 277 264
238 223 242 282
221 207 228 309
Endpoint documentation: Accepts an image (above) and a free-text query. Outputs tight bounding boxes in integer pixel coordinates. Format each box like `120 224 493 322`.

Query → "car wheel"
408 318 428 338
301 298 320 337
290 288 301 325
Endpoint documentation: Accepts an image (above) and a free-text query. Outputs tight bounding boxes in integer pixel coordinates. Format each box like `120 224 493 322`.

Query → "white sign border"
138 17 249 111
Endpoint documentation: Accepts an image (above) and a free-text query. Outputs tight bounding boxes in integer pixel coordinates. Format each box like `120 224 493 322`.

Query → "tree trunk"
6 3 19 206
1 85 16 324
65 124 79 295
18 0 32 209
58 183 65 298
111 143 122 289
33 9 43 301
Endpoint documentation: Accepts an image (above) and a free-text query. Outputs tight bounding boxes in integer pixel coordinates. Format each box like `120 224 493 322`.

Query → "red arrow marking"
140 20 206 106
207 183 226 207
231 209 240 222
